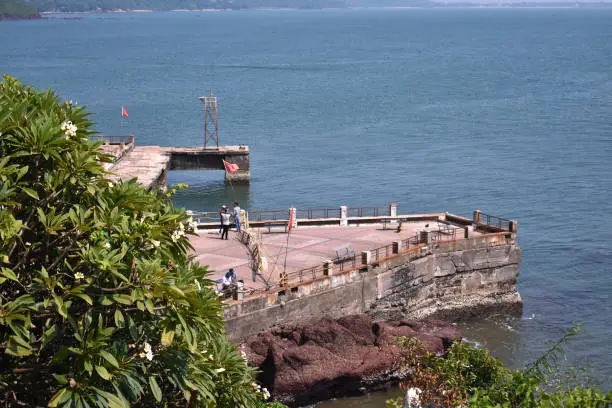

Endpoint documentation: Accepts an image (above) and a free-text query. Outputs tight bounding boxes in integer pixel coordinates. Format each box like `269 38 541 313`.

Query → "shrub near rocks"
0 75 265 407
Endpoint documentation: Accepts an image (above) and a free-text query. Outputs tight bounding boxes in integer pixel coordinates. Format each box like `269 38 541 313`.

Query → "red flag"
121 106 129 117
223 160 239 173
288 208 295 233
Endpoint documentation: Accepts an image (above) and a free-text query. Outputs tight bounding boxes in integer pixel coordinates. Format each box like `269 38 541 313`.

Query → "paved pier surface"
190 222 481 292
109 146 171 187
107 145 250 188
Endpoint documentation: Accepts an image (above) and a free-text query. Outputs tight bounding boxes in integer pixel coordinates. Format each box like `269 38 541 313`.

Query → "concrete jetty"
97 136 250 188
187 205 522 342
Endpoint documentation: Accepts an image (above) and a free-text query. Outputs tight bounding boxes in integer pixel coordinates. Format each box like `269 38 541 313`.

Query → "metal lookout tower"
199 91 219 148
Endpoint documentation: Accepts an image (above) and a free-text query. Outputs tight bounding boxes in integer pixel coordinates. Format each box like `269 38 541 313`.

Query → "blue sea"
2 8 611 404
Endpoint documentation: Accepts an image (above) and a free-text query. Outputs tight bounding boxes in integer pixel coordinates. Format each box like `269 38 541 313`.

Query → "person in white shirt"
233 201 241 232
220 208 231 240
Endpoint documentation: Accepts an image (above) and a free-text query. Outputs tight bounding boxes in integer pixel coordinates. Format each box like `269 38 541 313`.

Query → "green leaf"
95 365 111 380
114 310 125 328
112 294 132 305
168 285 185 298
52 294 67 319
21 187 39 200
99 350 120 369
161 328 175 346
84 359 93 375
149 376 162 402
100 296 113 306
144 298 155 314
51 373 68 385
58 388 72 404
42 324 57 348
1 267 19 283
74 292 93 305
48 388 67 407
5 335 33 356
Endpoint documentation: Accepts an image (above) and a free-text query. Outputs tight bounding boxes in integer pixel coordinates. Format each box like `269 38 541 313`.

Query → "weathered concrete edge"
224 244 522 343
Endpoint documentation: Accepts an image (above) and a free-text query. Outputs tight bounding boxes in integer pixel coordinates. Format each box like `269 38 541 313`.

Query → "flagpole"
281 206 293 286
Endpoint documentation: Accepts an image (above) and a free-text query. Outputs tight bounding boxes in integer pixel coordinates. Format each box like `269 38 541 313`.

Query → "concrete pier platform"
189 221 478 293
107 145 250 188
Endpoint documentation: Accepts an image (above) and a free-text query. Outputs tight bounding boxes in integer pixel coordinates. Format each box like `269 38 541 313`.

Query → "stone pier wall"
224 243 522 343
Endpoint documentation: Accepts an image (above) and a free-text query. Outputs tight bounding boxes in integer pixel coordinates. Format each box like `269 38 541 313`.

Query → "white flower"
108 182 113 188
139 342 154 361
151 240 160 248
194 279 202 291
187 217 198 232
104 242 111 249
213 367 226 374
60 121 77 138
171 229 185 242
261 387 270 400
74 272 85 280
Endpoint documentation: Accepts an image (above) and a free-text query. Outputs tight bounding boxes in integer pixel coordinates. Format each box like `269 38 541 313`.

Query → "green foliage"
0 75 265 407
388 326 611 408
0 0 38 18
255 402 289 408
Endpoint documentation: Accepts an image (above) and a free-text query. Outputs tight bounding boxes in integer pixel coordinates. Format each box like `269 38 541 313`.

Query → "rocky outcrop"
241 314 461 407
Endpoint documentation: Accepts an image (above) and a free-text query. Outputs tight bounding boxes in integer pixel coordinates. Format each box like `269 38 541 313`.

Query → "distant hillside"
23 0 346 12
0 0 40 19
20 0 612 13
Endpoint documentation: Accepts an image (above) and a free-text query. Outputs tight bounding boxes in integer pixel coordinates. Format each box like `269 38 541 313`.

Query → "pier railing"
246 205 392 223
347 206 388 218
247 210 289 221
188 211 220 224
90 135 135 145
297 208 342 219
480 213 511 231
243 229 515 298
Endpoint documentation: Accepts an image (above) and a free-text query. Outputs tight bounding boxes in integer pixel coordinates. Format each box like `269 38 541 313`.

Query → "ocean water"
2 8 611 403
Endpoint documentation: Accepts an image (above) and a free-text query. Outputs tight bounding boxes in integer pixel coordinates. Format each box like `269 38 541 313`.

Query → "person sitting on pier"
222 269 237 298
233 201 242 233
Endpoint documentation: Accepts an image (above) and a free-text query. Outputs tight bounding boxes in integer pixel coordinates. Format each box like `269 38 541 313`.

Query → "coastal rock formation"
241 314 461 407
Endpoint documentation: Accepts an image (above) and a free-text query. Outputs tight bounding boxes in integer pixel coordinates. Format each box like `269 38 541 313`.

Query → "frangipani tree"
0 75 262 407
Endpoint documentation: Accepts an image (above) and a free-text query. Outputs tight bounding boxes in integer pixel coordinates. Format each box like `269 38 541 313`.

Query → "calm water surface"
2 8 611 404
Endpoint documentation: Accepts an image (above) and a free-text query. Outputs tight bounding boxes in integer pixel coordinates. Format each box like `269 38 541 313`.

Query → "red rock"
242 315 462 407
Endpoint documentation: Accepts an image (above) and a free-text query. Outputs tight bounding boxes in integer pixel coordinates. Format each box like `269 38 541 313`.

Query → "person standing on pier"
218 205 227 234
233 201 241 233
220 207 231 240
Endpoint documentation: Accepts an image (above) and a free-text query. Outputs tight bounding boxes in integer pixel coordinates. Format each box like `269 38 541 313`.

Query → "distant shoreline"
37 3 612 15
